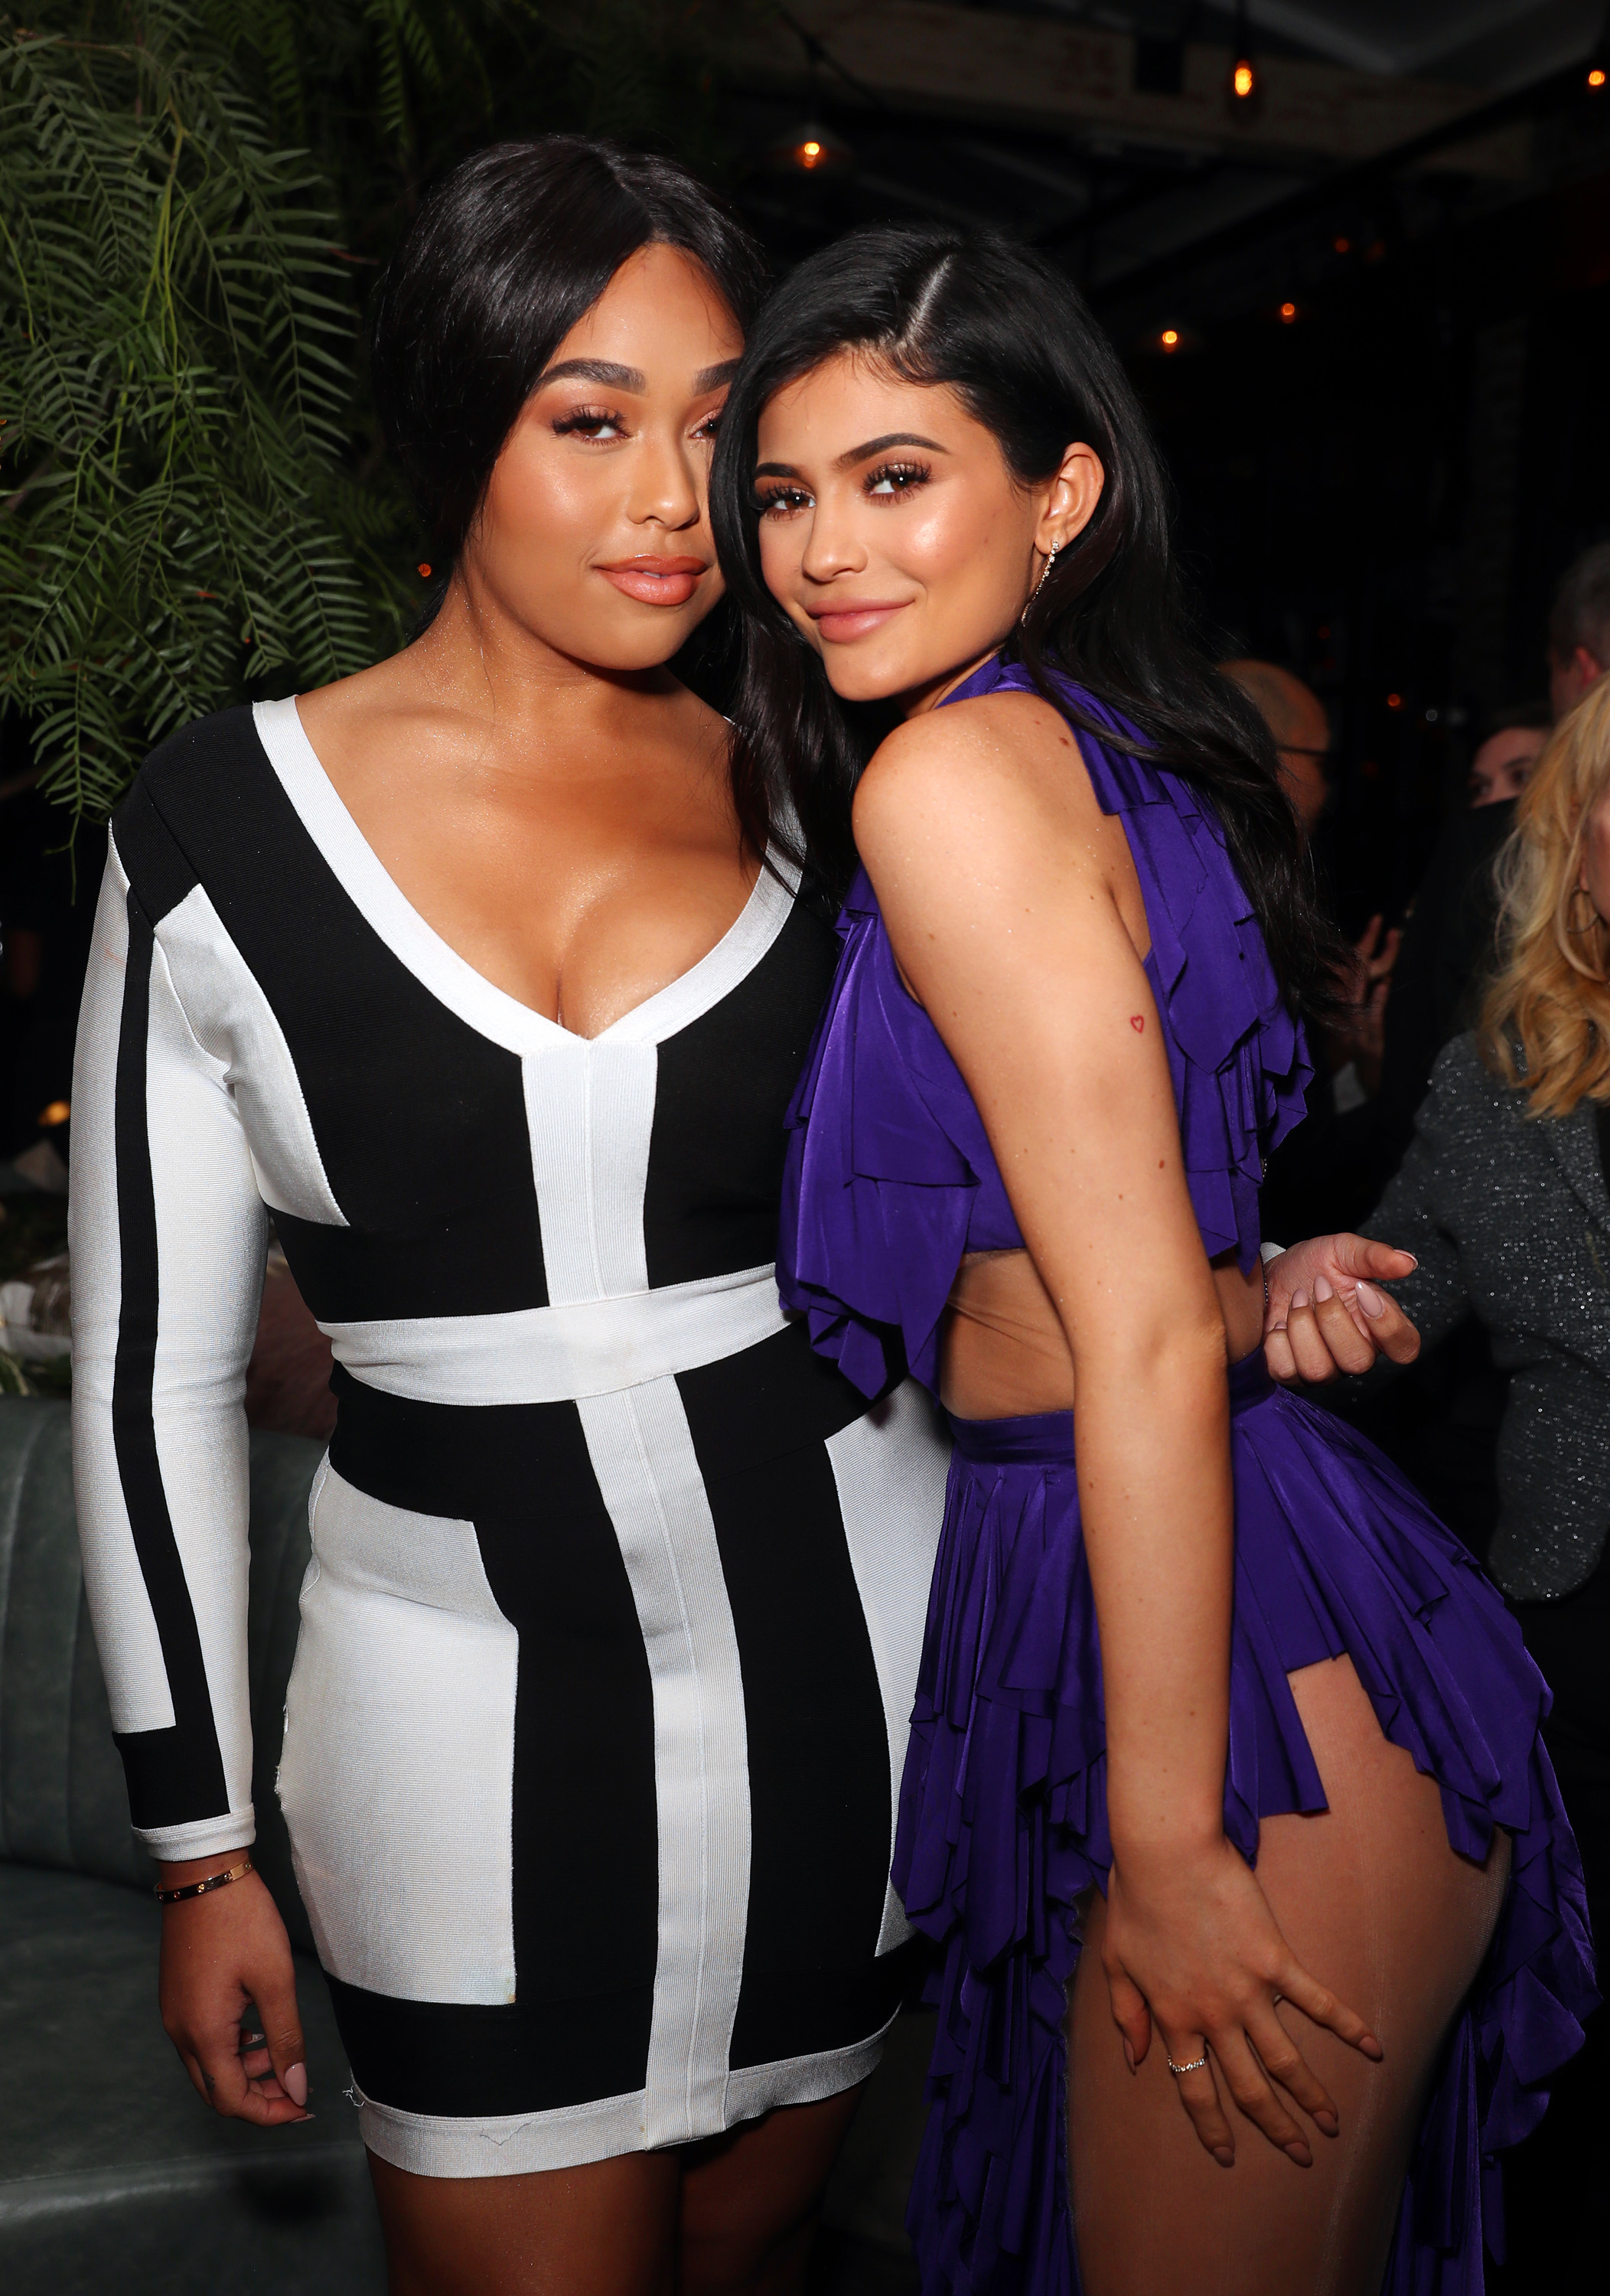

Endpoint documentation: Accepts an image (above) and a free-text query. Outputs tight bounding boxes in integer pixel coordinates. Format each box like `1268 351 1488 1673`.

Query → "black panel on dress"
109 892 230 1828
273 1208 535 1324
475 1505 660 2033
109 783 200 923
132 710 545 1311
330 1372 592 1521
327 1978 654 2116
683 1417 895 2069
676 1320 868 1478
643 895 839 1289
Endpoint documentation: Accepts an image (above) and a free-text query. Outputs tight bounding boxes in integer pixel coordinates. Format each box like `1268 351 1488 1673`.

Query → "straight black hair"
367 135 770 835
370 134 766 567
710 225 1341 1009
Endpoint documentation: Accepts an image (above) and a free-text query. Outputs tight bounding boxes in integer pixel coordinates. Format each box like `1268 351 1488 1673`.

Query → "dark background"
9 1 1610 1153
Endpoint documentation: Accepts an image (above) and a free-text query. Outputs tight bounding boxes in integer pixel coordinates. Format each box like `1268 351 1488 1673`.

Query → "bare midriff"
940 1246 1267 1423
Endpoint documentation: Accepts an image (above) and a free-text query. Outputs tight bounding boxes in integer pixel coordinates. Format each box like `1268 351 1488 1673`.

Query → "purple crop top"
777 654 1312 1398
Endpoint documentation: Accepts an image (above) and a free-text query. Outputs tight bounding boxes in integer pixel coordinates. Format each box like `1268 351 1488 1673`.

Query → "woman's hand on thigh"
1100 1835 1383 2167
158 1862 311 2125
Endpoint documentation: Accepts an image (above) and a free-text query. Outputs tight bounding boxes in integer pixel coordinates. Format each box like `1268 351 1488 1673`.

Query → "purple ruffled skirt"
894 1356 1596 2296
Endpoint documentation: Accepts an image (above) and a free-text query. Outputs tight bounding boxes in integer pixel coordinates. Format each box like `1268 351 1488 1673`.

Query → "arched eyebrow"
535 358 645 392
532 357 739 394
836 432 947 468
753 432 950 484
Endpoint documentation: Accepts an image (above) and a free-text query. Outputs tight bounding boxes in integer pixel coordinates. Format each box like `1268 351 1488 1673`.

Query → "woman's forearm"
1075 1327 1234 1857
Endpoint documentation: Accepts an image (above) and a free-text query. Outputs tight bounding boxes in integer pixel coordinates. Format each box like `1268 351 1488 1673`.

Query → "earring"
1022 540 1059 623
1568 885 1602 934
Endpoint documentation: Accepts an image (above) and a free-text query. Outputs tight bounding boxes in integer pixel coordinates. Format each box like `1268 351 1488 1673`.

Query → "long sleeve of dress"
1361 1049 1474 1358
69 832 269 1861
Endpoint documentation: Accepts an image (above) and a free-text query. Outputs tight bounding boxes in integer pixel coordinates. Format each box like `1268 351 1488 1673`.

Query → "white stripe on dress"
278 1463 520 2004
320 1263 787 1406
826 1381 953 1955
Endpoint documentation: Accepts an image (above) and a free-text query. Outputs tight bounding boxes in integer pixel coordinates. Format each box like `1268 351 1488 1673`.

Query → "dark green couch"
0 1398 386 2294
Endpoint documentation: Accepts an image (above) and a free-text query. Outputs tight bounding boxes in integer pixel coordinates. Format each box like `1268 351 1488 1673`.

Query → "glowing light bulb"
1591 67 1607 89
1232 58 1256 99
38 1100 70 1127
1387 693 1403 710
800 139 823 167
1162 328 1179 350
1333 236 1351 255
1279 301 1297 322
417 562 432 578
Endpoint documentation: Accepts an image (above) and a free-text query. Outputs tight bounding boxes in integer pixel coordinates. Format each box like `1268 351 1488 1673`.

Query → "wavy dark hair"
711 225 1339 1009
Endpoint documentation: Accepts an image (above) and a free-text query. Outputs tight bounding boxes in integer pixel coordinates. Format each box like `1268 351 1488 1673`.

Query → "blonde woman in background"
1366 682 1610 2288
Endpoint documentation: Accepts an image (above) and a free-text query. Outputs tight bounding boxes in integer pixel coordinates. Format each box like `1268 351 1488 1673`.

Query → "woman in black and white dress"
68 139 1413 2296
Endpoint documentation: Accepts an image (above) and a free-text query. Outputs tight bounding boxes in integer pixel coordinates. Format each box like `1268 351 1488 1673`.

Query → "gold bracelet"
154 1855 254 1905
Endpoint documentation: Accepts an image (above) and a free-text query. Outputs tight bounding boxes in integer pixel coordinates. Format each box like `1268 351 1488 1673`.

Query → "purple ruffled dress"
777 656 1595 2296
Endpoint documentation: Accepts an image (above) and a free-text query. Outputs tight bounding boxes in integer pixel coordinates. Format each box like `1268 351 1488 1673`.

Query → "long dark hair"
711 225 1338 1008
368 136 769 847
372 137 765 565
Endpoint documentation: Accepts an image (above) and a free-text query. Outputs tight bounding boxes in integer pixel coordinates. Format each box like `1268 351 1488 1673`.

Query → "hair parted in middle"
711 223 1341 1010
1482 677 1610 1117
366 134 778 851
370 136 767 569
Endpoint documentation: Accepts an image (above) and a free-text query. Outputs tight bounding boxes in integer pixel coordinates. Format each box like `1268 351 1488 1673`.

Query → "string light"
1333 236 1351 255
1587 10 1608 90
417 563 432 578
1279 301 1298 323
1161 328 1180 350
767 122 852 177
1228 0 1257 103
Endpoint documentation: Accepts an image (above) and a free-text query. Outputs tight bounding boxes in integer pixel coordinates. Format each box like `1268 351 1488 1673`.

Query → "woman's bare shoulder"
294 648 438 752
852 687 1107 892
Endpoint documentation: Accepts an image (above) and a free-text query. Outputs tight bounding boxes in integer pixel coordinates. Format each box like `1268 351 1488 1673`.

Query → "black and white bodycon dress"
69 699 950 2177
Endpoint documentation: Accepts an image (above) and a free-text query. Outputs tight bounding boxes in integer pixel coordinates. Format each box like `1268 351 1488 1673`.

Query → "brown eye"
866 461 930 497
754 486 811 517
552 407 627 441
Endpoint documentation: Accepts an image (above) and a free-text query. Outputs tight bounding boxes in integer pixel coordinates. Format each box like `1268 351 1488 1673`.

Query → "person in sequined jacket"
1365 677 1610 2283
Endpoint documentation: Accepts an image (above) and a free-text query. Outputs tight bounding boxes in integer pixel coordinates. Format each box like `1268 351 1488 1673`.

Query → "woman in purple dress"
709 230 1595 2295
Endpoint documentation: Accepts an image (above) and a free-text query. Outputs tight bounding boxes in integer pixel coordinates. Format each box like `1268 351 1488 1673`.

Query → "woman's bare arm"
855 694 1380 2164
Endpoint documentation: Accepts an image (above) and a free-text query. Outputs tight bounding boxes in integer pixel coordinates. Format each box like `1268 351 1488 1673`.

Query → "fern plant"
1 0 738 826
1 3 402 823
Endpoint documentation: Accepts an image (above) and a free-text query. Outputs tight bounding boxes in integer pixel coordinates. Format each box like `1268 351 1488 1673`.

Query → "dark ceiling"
715 0 1610 340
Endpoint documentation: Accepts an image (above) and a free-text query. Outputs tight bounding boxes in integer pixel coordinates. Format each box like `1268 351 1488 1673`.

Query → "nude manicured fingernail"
1314 2110 1339 2137
1291 1290 1309 1311
284 2063 308 2107
1313 1276 1334 1303
1212 2146 1234 2169
1356 1282 1387 1317
1285 2142 1312 2167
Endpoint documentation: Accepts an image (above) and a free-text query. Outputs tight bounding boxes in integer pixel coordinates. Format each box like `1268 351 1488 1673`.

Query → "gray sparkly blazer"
1364 1031 1610 1601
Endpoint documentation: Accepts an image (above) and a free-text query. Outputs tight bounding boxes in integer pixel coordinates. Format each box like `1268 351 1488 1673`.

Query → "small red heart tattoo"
1130 1015 1145 1032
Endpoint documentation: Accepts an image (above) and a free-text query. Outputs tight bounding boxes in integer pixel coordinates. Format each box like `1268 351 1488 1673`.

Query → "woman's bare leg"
1070 1655 1511 2296
367 2150 682 2296
680 2086 869 2296
366 2082 865 2296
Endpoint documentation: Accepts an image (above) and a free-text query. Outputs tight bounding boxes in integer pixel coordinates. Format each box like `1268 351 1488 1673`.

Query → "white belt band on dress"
321 1262 789 1407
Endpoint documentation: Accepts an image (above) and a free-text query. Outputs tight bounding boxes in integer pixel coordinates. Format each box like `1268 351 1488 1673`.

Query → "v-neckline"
252 696 795 1060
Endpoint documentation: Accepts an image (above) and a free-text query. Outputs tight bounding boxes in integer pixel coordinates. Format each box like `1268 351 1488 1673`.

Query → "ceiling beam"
724 5 1529 174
